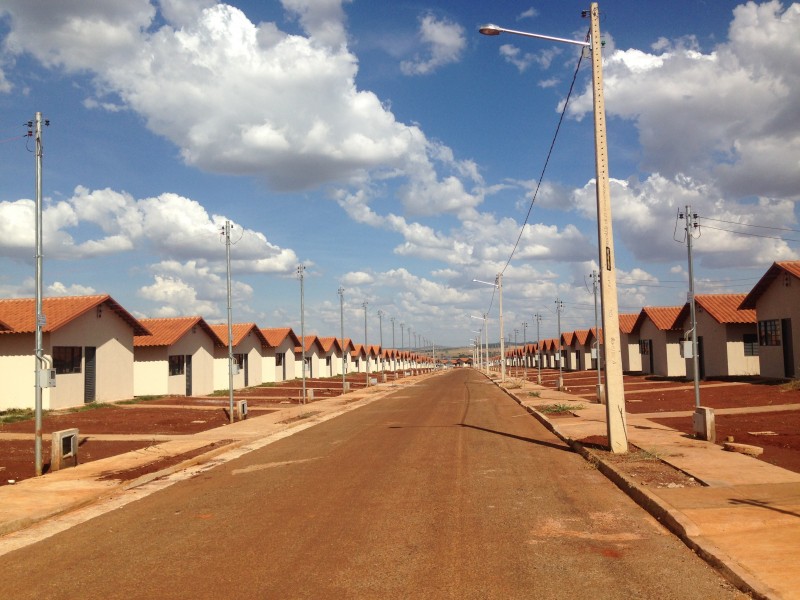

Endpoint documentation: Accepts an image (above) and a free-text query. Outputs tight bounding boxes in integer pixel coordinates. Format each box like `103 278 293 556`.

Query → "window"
53 346 82 374
234 354 245 369
639 340 650 355
276 353 283 366
169 355 185 376
743 334 758 356
758 320 781 346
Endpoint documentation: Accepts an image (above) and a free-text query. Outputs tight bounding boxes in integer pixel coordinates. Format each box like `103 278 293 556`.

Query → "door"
84 346 96 403
185 354 192 396
648 340 654 374
782 319 795 378
243 354 249 387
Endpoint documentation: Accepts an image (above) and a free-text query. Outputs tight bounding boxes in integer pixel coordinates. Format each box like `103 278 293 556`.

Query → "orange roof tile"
561 331 575 346
740 260 800 309
588 327 604 344
261 327 301 348
296 335 323 353
0 295 149 336
317 337 343 353
135 316 224 347
572 329 590 345
634 307 682 331
618 313 639 334
209 323 268 348
677 294 755 325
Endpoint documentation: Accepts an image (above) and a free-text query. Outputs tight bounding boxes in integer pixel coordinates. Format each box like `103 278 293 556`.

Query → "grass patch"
536 403 586 415
528 391 541 398
0 408 38 424
780 378 800 392
257 382 277 388
118 395 164 405
65 402 120 413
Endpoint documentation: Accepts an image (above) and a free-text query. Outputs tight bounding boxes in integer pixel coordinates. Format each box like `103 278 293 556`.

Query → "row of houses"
0 296 433 411
503 260 799 381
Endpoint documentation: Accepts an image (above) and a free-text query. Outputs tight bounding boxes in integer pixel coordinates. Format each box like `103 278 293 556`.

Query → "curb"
496 379 778 600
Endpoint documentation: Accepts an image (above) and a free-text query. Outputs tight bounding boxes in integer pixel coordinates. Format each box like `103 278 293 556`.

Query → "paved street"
0 369 743 599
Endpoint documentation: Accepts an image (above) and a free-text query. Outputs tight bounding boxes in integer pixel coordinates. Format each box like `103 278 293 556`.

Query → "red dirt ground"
651 411 800 474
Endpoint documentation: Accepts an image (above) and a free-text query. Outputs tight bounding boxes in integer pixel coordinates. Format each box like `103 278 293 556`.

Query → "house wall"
620 331 642 373
214 335 263 390
639 320 685 377
0 333 40 410
754 278 800 378
169 331 216 395
134 346 168 396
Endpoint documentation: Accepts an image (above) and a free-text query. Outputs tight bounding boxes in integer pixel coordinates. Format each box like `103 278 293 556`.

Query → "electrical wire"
699 216 800 234
701 224 799 244
499 48 585 276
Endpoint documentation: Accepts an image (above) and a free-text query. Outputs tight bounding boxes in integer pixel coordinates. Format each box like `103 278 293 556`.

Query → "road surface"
0 369 744 599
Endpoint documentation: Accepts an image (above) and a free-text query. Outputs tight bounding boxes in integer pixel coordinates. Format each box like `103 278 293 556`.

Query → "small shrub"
0 408 37 424
537 403 585 414
528 391 541 398
780 379 800 392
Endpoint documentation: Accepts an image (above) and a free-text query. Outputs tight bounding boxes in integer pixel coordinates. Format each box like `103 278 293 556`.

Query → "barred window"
53 346 82 374
758 320 781 346
743 334 758 356
639 340 650 355
169 355 185 376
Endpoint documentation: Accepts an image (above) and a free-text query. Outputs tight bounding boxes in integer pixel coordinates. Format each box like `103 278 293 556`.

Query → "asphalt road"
0 369 744 599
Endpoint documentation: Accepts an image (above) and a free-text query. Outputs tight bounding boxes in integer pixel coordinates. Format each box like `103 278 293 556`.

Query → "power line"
701 224 800 244
699 216 800 235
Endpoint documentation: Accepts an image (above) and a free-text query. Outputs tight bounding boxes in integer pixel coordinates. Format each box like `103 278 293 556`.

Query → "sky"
0 0 798 349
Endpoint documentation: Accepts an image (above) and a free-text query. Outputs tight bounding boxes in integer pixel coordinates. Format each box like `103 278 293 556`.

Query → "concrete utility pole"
522 321 528 380
681 206 701 408
400 322 405 351
497 274 505 382
298 265 306 404
377 310 384 348
224 220 235 423
390 316 395 349
338 286 345 390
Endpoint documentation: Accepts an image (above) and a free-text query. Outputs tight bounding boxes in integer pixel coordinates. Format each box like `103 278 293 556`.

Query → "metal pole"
556 298 564 390
338 286 345 392
498 273 505 382
483 313 489 376
685 205 701 408
591 270 604 402
363 301 369 386
298 265 306 404
535 313 542 385
589 3 627 452
225 221 234 424
377 310 383 348
33 112 44 476
522 321 528 381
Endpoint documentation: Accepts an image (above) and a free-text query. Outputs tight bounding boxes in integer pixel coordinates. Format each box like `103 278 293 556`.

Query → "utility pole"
363 301 369 386
498 273 506 382
534 312 542 385
224 221 235 423
338 287 345 391
32 112 48 476
556 298 564 390
298 265 306 404
377 310 384 348
390 316 395 349
400 322 405 351
681 206 701 408
522 321 528 381
590 270 604 402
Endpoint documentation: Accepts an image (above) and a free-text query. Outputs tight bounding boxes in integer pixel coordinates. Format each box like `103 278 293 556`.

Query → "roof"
676 294 755 325
260 327 302 348
317 337 343 353
573 329 590 346
561 331 575 346
589 327 604 344
134 316 224 347
295 335 324 353
351 344 367 357
633 307 683 332
618 313 639 335
209 323 269 348
740 260 800 309
0 295 149 336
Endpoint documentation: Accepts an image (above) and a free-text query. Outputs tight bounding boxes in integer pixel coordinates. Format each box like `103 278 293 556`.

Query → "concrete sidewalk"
501 376 800 600
0 375 430 542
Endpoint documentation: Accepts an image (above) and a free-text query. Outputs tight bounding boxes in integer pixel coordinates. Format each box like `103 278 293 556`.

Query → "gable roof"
618 313 639 335
317 336 343 353
135 316 224 347
572 329 590 345
0 295 149 336
588 327 604 344
676 294 755 325
260 327 302 348
209 323 268 348
561 331 575 346
740 260 800 309
296 335 324 353
633 307 682 332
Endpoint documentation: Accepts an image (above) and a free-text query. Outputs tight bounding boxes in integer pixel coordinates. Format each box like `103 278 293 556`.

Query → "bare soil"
651 410 800 473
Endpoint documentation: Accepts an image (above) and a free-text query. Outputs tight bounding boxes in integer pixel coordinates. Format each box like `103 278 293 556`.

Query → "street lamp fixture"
479 3 627 452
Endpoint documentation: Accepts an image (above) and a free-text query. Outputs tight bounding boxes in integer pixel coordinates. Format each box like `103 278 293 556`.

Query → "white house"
261 327 301 382
0 295 149 410
134 317 223 397
209 323 268 390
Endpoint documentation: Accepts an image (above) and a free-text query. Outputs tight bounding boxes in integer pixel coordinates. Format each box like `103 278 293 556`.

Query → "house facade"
633 307 685 377
0 295 149 410
618 313 642 373
134 317 222 397
740 260 800 379
261 328 301 382
209 323 267 390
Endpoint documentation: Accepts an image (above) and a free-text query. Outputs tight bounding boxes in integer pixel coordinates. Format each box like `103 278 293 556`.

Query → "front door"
243 354 249 387
782 319 795 378
185 354 192 396
697 336 705 380
84 346 96 403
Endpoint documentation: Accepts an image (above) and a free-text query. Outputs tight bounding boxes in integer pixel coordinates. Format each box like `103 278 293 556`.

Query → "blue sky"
0 0 798 348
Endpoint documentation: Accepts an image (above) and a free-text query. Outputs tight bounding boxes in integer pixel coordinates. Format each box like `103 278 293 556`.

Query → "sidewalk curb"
494 378 777 600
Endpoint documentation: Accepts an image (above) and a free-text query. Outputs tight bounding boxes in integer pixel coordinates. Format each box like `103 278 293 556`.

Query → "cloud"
400 13 466 76
499 43 561 73
567 1 800 201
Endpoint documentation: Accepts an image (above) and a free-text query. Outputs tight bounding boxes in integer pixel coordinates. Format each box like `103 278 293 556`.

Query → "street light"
338 286 346 392
479 3 627 452
470 314 488 374
474 274 505 382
